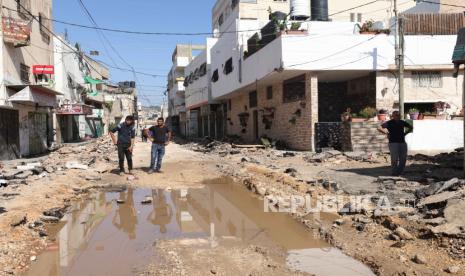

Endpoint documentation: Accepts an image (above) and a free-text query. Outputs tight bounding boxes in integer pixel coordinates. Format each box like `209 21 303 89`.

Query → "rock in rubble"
412 254 427 264
305 152 327 163
15 171 33 180
432 199 465 236
344 151 365 161
394 227 415 240
58 147 73 154
284 168 297 174
325 150 342 157
3 170 20 180
43 207 66 219
85 174 101 181
445 266 460 274
417 190 463 207
31 166 45 175
116 199 125 204
10 215 27 227
415 182 443 198
0 179 8 187
39 215 60 223
65 161 88 170
44 166 54 173
282 152 296 157
436 178 463 194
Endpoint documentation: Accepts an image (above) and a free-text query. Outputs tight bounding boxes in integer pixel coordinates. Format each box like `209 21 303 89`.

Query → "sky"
53 0 216 107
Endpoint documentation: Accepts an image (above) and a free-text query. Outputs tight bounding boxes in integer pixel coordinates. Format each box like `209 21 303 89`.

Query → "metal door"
28 112 47 155
0 109 20 160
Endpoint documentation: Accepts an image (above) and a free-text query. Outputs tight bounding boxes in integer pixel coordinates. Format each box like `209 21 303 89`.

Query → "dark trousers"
117 144 133 172
388 142 408 176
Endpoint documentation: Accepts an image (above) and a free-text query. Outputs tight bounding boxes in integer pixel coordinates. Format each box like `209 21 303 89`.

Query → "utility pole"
394 0 405 118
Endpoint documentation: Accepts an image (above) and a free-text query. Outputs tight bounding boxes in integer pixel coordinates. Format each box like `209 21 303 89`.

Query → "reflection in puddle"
25 178 374 276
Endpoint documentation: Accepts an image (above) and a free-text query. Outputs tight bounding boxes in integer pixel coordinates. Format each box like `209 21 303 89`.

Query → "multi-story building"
167 44 205 136
0 0 57 159
180 0 464 153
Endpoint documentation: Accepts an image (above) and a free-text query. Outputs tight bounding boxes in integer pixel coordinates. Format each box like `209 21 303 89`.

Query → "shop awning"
7 85 62 107
84 76 104 85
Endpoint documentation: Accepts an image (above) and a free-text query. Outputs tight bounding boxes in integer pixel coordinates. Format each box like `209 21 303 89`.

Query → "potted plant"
377 109 388 121
408 108 420 120
357 20 376 34
359 107 377 121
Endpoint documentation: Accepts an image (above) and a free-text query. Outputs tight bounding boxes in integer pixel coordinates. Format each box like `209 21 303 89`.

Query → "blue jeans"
150 144 166 170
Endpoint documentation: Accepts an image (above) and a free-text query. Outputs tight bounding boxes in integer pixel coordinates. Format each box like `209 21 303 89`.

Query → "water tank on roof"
290 0 310 20
311 0 329 21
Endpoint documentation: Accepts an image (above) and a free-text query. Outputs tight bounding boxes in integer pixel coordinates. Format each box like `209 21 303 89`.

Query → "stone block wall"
341 122 389 152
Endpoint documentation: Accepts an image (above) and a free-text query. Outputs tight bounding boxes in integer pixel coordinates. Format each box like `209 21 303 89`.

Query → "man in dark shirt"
110 116 136 175
377 111 413 176
146 118 171 174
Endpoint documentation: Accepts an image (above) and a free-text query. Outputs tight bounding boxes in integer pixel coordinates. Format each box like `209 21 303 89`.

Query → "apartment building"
202 0 463 152
167 44 205 136
0 0 57 159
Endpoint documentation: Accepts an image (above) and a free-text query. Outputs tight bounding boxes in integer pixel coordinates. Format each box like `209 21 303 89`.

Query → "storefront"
6 85 61 157
55 103 93 143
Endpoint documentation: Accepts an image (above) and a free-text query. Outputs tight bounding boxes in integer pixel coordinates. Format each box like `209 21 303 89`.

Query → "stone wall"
226 73 318 150
341 122 389 152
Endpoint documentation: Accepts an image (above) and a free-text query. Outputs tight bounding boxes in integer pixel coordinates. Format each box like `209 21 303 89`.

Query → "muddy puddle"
24 177 374 276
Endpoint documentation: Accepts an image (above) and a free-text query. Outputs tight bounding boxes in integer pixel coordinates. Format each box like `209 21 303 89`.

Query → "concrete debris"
16 165 35 171
3 171 20 180
0 179 8 187
445 266 460 274
417 190 463 207
436 178 463 194
43 207 66 219
10 215 27 227
85 174 102 181
39 215 60 223
412 254 427 264
116 199 125 204
14 171 33 180
65 161 89 170
394 227 415 240
431 199 465 236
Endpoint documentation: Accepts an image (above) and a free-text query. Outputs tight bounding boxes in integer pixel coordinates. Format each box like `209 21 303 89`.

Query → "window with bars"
20 63 30 84
412 71 442 88
16 0 31 19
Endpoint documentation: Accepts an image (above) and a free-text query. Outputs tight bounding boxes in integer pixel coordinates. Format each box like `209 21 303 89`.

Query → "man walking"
146 118 171 174
377 111 413 176
110 116 136 176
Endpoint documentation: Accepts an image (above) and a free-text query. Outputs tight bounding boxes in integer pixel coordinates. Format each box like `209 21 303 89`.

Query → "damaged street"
0 138 464 275
2 0 465 275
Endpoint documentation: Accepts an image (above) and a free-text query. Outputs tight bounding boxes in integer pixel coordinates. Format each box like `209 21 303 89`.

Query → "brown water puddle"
24 177 374 276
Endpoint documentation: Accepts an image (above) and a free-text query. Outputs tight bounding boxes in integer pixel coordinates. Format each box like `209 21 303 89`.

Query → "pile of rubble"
0 138 116 198
410 147 464 170
304 150 384 164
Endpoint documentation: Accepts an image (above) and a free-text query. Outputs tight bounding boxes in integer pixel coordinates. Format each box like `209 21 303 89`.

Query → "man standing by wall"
377 111 413 176
147 118 171 174
110 116 136 176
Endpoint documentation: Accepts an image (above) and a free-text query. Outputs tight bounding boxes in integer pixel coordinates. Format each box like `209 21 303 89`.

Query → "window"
218 14 224 26
357 13 362 22
39 12 51 44
249 90 257 108
212 69 219 82
199 63 207 77
20 63 30 84
266 86 273 100
16 0 31 19
412 71 442 88
223 58 233 75
283 75 306 103
350 13 355 22
34 74 49 84
228 99 232 111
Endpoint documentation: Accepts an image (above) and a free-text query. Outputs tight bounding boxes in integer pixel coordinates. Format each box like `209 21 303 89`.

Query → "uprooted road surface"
0 138 464 275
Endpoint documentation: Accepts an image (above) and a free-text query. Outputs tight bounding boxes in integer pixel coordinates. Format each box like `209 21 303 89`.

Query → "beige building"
0 0 57 159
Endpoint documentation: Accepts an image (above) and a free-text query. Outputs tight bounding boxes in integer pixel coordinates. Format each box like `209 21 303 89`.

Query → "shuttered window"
412 71 442 88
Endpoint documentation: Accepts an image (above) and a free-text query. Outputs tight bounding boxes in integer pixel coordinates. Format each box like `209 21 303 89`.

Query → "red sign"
33 65 54 75
2 17 31 46
56 104 93 115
